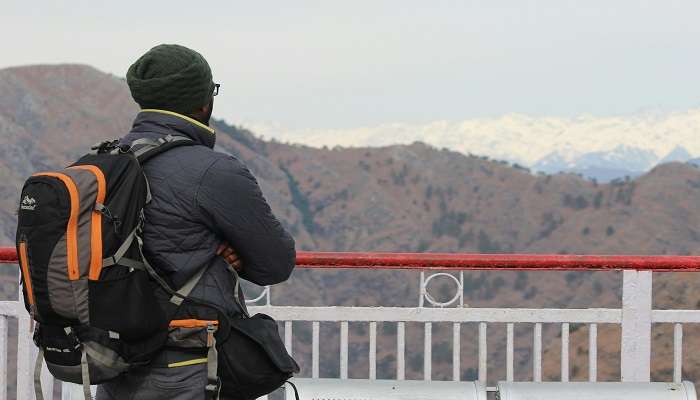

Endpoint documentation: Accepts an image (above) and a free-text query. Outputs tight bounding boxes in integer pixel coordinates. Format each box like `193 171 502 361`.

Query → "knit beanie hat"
126 44 214 114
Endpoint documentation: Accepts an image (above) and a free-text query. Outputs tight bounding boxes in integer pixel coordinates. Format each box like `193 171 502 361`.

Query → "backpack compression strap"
131 135 194 204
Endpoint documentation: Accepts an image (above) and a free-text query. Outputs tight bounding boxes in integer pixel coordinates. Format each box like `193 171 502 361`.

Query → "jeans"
96 363 208 400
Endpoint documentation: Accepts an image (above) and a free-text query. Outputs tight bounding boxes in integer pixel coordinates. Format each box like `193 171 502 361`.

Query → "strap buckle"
205 380 220 392
205 377 221 399
91 139 120 153
206 323 217 347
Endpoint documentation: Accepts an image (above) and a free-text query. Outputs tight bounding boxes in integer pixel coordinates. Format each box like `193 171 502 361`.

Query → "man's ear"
188 103 210 121
189 96 214 125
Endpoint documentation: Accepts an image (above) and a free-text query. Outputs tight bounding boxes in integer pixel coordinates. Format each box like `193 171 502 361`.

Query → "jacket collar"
128 109 216 149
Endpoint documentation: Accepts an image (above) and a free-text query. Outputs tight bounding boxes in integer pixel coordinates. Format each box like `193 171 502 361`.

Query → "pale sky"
3 0 700 129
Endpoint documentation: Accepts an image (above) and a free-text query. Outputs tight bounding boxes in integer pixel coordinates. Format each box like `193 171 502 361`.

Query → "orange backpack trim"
68 165 107 280
33 172 80 281
169 319 219 329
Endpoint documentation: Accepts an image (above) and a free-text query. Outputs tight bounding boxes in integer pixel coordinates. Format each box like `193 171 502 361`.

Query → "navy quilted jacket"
122 110 296 317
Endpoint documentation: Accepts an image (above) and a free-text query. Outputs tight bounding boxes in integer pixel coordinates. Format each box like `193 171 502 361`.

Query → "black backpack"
16 135 193 399
18 134 300 400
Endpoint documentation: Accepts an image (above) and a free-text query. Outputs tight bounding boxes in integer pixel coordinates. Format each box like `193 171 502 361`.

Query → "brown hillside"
0 65 699 385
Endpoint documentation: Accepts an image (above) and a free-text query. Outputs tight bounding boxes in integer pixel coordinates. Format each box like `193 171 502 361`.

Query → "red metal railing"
0 247 16 264
2 247 700 271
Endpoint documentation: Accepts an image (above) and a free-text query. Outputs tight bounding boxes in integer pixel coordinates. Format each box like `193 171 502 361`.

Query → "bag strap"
227 266 250 318
134 233 233 339
102 227 138 268
181 262 248 316
92 134 193 162
170 263 208 306
135 234 181 297
80 347 93 400
130 134 194 164
285 381 301 400
33 348 44 400
204 323 221 400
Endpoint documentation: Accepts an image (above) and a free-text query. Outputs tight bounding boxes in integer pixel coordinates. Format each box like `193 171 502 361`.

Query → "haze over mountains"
250 110 700 182
1 64 700 384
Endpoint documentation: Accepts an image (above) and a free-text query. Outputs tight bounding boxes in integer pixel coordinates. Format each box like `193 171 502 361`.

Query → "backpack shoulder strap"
130 134 195 164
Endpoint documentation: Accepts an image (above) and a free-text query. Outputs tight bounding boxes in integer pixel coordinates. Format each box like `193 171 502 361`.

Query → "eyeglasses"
213 83 221 97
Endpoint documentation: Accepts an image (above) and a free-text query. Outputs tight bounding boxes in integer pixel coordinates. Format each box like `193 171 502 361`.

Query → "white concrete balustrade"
1 266 698 399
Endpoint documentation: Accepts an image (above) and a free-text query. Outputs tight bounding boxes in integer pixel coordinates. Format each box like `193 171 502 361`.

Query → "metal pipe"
2 247 700 271
295 252 700 271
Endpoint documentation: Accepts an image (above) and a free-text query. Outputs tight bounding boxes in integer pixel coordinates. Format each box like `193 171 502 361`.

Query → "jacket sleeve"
196 156 296 286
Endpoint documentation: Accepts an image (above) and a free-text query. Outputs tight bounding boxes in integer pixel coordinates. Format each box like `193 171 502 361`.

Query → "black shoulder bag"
215 267 300 400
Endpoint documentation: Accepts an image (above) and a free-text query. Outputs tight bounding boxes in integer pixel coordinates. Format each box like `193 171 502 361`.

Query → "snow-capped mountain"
533 145 659 181
248 110 700 181
660 145 693 164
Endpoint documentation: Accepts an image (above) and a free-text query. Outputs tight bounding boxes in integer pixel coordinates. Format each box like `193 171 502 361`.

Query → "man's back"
98 44 296 400
123 110 295 314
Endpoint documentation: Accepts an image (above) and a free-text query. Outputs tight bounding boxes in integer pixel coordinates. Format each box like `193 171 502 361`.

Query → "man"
97 44 296 399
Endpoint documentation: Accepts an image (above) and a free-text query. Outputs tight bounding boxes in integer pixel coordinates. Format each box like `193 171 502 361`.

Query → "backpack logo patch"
21 195 37 211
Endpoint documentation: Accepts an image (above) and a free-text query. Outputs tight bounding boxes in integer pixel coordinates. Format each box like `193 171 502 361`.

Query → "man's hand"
217 243 242 272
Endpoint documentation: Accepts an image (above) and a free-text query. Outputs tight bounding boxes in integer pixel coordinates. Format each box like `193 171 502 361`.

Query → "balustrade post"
620 270 652 382
16 312 32 400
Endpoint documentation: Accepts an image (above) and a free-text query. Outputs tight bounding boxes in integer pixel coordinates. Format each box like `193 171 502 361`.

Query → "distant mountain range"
250 112 700 182
1 64 699 383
